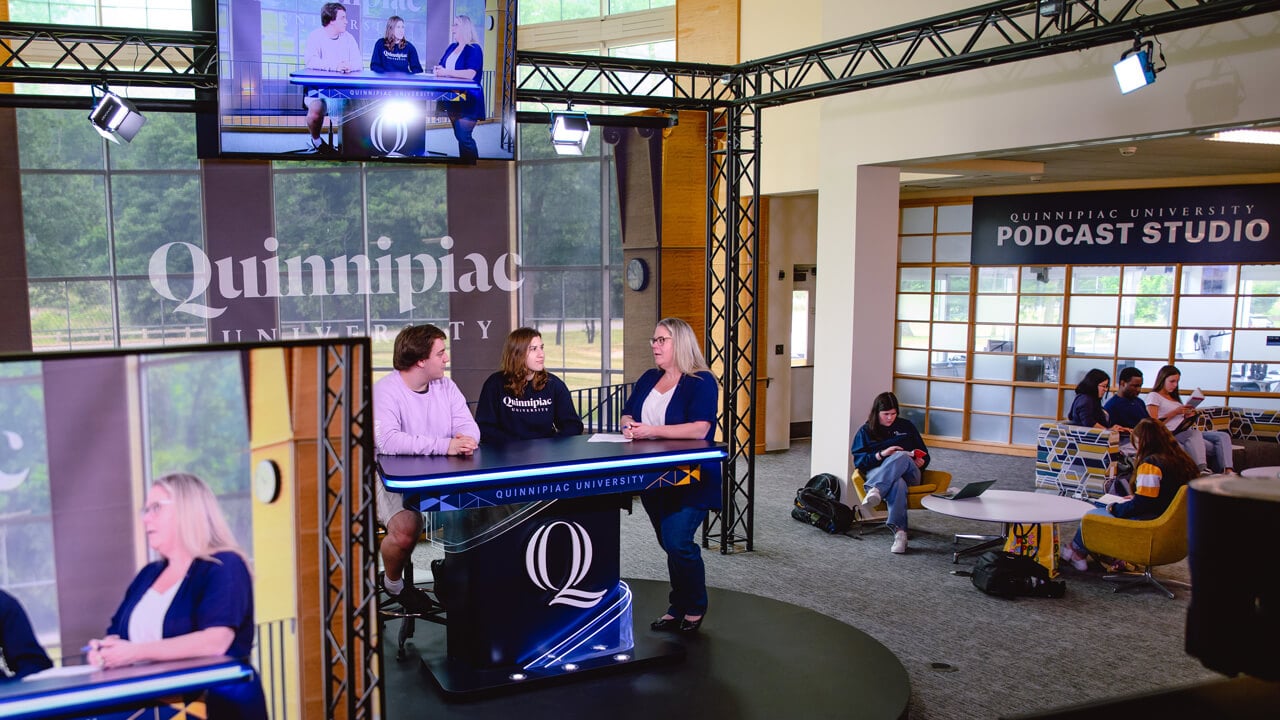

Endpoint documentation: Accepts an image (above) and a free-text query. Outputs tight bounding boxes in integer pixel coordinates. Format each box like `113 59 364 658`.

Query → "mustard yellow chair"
850 468 952 512
1081 485 1190 599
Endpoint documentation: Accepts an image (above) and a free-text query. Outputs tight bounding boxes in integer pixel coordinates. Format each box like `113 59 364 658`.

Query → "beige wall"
740 0 822 195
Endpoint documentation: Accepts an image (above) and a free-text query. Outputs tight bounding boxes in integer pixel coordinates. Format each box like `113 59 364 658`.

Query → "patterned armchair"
1035 422 1122 499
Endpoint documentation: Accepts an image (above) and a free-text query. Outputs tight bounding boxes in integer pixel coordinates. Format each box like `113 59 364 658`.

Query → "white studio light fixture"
550 109 591 155
1113 38 1161 95
88 85 147 144
1205 129 1280 146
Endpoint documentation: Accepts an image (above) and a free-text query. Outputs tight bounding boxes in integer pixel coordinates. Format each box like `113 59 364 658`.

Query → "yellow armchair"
1081 485 1190 599
850 467 952 511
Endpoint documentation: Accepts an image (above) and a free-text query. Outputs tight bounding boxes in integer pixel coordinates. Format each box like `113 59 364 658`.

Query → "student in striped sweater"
1061 418 1197 572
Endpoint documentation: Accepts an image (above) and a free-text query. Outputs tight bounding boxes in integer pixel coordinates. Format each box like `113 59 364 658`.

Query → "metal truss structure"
0 0 1269 565
318 343 380 720
700 104 761 552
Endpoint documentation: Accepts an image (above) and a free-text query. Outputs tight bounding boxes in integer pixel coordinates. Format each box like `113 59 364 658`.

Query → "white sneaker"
891 530 908 554
861 488 882 511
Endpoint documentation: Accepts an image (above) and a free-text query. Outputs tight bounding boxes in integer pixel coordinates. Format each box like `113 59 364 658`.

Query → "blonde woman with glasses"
88 473 266 719
620 318 719 634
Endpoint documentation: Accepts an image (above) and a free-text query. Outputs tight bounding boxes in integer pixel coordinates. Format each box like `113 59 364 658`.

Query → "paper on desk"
589 433 631 443
23 664 99 681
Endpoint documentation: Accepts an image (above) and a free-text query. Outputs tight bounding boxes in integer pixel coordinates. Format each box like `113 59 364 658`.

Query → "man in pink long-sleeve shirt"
373 324 479 614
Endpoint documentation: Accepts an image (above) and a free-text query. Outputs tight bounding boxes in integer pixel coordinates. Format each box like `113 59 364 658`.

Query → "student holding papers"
1061 419 1196 572
1145 365 1233 475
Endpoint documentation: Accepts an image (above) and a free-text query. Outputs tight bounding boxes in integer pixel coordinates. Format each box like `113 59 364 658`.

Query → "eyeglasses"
140 499 173 516
649 337 671 346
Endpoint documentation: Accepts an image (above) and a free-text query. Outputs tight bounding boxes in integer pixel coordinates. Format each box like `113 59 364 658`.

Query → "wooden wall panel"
676 0 739 64
660 248 708 346
660 111 708 250
752 197 770 453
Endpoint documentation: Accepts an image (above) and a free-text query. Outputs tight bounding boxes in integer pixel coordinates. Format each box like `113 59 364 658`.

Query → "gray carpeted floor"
409 442 1218 718
615 441 1217 720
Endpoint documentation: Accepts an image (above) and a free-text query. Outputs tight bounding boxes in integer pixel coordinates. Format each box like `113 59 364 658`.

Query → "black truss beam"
739 0 1280 108
514 50 736 110
0 21 216 87
318 344 380 720
702 104 761 554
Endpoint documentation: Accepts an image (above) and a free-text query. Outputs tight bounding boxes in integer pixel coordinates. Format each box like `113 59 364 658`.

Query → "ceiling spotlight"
1113 38 1161 94
550 109 590 156
89 85 147 144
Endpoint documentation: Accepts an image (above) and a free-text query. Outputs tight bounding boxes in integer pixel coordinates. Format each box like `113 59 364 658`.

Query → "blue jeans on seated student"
1201 430 1233 472
864 452 922 532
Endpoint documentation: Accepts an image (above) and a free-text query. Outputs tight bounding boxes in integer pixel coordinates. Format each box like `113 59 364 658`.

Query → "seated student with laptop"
851 391 930 555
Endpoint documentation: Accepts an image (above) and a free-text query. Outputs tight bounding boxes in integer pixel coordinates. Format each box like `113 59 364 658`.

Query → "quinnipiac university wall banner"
971 184 1278 266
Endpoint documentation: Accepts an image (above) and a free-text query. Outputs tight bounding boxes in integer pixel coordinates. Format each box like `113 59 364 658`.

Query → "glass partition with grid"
895 202 1280 448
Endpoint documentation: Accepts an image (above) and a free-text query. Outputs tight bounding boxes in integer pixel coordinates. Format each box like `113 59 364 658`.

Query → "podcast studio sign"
971 184 1279 266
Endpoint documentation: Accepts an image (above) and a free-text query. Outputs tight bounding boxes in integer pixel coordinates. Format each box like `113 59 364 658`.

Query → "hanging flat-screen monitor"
205 0 515 163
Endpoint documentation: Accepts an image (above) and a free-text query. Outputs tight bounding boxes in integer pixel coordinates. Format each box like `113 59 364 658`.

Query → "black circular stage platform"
383 578 910 719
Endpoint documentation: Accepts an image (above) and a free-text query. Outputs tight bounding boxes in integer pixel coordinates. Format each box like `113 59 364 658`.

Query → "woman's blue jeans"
863 452 922 532
641 494 709 618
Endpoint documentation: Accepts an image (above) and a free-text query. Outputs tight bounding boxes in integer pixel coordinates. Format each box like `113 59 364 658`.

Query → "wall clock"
626 258 649 291
255 459 281 504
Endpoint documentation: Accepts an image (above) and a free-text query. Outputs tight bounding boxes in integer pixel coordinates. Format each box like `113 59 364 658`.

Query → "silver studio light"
89 86 147 144
550 110 590 155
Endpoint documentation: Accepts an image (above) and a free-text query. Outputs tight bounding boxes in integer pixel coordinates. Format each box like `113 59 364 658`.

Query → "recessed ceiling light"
899 172 964 183
1205 129 1280 146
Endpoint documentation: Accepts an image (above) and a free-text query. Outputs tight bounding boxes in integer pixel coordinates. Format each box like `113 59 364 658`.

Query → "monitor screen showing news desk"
207 0 516 163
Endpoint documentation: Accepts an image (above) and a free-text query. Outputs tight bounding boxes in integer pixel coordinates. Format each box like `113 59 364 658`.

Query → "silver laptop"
931 479 995 500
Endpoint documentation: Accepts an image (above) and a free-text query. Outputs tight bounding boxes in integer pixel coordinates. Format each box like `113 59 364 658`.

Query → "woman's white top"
444 45 463 71
641 385 674 427
1144 392 1184 432
127 577 184 644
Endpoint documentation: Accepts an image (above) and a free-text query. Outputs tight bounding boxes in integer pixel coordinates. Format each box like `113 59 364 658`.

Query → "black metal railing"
571 382 632 433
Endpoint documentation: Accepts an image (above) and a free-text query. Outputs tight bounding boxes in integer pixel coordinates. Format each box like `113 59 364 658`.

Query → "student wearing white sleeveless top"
620 318 719 634
88 473 265 719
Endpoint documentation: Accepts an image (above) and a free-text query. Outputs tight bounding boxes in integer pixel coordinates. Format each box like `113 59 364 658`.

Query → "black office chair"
377 520 448 660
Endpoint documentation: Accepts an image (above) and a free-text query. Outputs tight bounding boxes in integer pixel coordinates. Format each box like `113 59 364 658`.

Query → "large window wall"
16 109 625 388
896 202 1280 448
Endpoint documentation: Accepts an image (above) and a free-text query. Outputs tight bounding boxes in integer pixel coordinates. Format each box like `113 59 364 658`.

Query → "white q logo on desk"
369 101 414 157
524 521 606 608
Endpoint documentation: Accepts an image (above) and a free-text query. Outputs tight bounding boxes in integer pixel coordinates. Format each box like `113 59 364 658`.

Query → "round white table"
922 489 1096 565
1239 466 1280 479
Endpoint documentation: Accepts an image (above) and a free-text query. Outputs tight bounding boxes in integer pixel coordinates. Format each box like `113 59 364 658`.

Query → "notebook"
931 479 996 500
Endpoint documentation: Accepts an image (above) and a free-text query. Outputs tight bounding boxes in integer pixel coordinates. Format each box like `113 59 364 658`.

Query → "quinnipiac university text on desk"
377 435 727 697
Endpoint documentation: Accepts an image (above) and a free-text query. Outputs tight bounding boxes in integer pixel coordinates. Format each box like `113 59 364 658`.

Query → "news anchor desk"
0 657 254 719
377 435 727 697
288 69 483 158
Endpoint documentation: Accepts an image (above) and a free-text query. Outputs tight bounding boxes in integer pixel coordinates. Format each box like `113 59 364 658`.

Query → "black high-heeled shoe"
678 616 703 633
650 616 680 631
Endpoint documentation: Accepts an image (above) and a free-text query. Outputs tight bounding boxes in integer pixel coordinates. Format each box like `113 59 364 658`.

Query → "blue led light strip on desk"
383 449 726 492
0 660 252 719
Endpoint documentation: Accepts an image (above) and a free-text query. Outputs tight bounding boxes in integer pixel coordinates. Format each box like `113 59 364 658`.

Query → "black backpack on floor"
971 550 1066 599
791 473 854 534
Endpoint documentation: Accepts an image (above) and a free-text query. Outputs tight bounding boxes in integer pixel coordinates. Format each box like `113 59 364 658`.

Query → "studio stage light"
89 86 147 144
550 110 591 156
1114 40 1158 94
